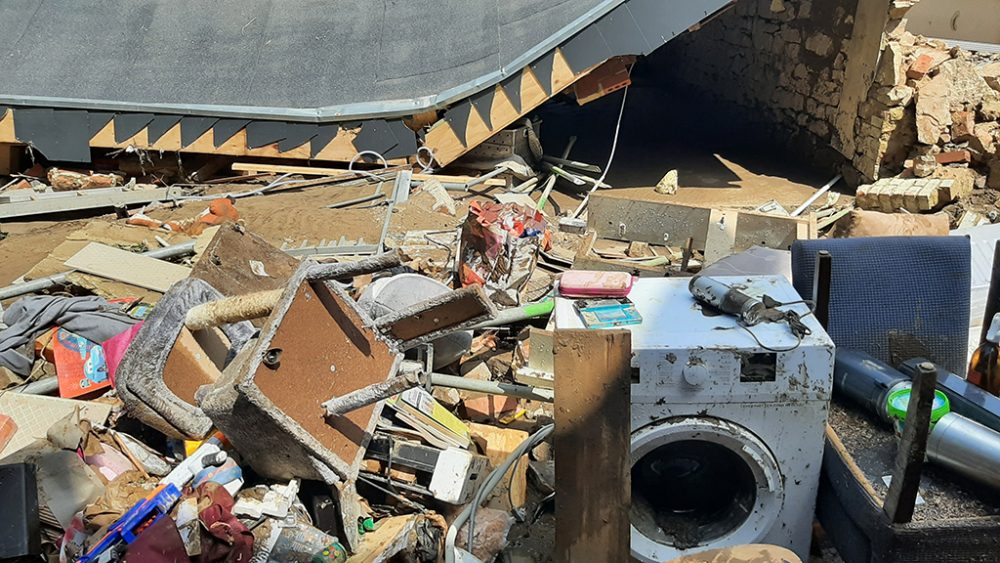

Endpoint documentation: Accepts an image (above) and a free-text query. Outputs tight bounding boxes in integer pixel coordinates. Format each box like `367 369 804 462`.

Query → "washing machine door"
630 416 785 563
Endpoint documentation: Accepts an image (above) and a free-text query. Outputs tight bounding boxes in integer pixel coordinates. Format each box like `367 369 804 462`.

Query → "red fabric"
194 483 253 563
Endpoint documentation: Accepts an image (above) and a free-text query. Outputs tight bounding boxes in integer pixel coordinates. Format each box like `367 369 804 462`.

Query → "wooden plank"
468 422 530 510
347 515 418 563
553 329 630 563
825 424 880 502
64 242 190 292
883 363 936 523
0 112 15 143
572 230 669 277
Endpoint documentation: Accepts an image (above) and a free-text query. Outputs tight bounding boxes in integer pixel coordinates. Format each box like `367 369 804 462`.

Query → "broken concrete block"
915 74 952 144
984 62 1000 93
875 85 914 107
912 154 937 178
805 33 834 57
654 169 678 195
988 159 1000 190
47 168 124 191
876 43 906 87
951 110 976 141
938 59 999 108
932 167 976 201
970 123 999 161
936 150 972 164
980 100 1000 122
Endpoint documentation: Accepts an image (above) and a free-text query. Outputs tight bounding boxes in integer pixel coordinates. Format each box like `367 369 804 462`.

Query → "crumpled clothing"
196 482 254 563
0 295 137 376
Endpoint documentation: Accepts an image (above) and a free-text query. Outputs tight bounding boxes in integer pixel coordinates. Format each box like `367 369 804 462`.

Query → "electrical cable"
444 424 554 563
571 66 632 219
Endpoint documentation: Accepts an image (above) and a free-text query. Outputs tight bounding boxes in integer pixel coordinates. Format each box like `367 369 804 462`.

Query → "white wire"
572 76 631 218
416 146 436 173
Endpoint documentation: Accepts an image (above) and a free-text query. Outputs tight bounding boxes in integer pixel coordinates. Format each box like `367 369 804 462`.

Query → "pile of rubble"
855 9 1000 223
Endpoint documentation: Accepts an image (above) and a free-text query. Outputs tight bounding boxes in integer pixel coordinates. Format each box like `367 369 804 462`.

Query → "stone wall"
651 0 871 174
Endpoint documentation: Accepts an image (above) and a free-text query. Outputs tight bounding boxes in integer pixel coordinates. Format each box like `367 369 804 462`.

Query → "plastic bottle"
968 313 1000 395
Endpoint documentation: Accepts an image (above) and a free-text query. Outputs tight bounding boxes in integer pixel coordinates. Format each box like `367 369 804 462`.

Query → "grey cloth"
0 295 138 376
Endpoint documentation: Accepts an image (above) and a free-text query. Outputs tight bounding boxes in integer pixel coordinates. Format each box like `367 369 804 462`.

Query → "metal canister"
927 412 1000 491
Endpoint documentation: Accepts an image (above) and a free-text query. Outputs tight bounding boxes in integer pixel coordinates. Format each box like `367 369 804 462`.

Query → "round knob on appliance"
682 363 708 387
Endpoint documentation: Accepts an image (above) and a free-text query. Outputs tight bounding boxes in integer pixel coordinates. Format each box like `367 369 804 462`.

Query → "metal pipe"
0 241 196 301
469 298 554 329
429 373 553 403
11 376 59 395
927 412 1000 490
791 175 841 217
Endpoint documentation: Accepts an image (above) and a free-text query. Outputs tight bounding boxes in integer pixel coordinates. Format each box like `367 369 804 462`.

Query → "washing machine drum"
630 416 785 563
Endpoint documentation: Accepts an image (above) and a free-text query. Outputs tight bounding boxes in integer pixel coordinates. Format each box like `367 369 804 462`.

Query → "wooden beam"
553 329 630 563
883 362 937 524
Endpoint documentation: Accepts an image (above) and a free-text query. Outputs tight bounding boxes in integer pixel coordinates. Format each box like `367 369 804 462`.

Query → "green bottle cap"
886 387 950 423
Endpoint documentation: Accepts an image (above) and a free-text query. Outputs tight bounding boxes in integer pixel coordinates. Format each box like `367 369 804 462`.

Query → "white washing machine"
555 276 834 562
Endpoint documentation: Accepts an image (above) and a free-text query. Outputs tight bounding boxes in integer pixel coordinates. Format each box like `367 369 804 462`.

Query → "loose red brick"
907 54 936 79
936 150 972 164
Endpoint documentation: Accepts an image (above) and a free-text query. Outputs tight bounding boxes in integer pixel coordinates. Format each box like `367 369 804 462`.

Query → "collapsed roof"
0 0 731 163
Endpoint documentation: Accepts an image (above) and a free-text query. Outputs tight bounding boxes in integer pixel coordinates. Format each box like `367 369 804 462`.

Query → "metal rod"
469 298 554 329
325 193 384 209
791 175 842 217
430 373 553 403
10 375 59 395
560 136 577 160
0 241 196 301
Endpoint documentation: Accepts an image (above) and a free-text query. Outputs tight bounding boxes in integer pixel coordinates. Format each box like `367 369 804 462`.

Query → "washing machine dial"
682 362 708 387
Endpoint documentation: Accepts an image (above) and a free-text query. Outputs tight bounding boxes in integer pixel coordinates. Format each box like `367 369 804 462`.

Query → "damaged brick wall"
854 1 1000 195
652 0 866 173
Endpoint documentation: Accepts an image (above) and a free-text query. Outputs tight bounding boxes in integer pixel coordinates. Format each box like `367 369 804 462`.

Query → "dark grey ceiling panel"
88 112 114 137
13 108 92 162
146 115 182 145
213 119 250 148
180 117 218 147
277 123 318 152
383 120 417 159
501 74 524 114
470 88 497 131
561 25 612 74
529 52 556 97
113 113 154 143
628 0 727 53
444 102 474 148
310 124 341 158
353 120 399 155
595 5 650 57
246 121 287 149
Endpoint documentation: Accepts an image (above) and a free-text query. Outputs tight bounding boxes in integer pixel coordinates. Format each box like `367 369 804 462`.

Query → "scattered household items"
555 276 835 562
